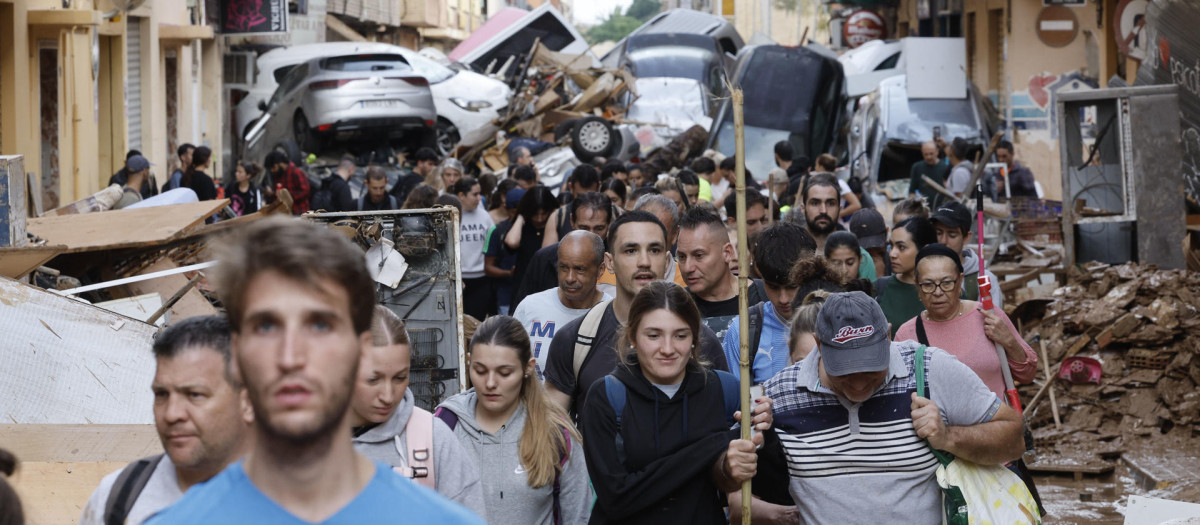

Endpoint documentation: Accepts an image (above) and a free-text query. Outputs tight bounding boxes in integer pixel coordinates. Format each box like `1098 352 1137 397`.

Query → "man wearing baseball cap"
929 201 1002 307
113 155 153 210
849 209 888 279
752 291 1024 524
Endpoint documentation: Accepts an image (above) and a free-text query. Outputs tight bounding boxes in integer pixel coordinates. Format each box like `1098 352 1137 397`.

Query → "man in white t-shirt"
454 176 495 320
79 316 253 525
513 230 611 379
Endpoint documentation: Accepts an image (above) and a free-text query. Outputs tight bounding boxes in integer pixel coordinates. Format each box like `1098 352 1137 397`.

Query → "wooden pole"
1038 339 1062 429
732 87 753 525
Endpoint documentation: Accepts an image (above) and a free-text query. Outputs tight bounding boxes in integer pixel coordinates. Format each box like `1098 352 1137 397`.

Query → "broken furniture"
1057 86 1186 270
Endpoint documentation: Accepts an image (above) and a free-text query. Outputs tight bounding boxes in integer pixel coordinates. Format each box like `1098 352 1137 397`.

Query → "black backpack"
103 454 163 525
744 302 766 369
309 177 337 212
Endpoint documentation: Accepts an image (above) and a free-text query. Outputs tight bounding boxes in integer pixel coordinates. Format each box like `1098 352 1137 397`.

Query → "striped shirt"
763 340 1001 525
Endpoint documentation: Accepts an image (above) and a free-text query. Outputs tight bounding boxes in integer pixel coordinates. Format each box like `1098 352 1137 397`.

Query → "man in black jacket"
108 149 159 198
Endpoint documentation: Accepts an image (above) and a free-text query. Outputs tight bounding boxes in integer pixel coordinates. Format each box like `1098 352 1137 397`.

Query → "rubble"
1019 262 1200 479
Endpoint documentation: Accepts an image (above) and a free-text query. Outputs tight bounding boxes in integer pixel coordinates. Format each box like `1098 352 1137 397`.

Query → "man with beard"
79 316 252 525
801 173 876 280
146 218 482 523
543 211 729 422
265 151 312 215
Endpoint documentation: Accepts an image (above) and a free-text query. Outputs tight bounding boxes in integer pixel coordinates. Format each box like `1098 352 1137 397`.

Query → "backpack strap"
714 370 741 424
103 454 164 525
603 375 628 467
433 406 459 431
875 277 890 301
914 345 952 467
398 407 436 489
552 425 571 525
915 315 930 346
573 300 613 381
746 302 766 376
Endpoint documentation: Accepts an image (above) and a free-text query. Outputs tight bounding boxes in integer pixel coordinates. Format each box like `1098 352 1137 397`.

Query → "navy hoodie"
581 359 738 525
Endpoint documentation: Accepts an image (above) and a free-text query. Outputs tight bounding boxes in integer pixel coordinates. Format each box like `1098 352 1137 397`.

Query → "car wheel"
570 117 614 163
435 119 461 157
293 112 323 154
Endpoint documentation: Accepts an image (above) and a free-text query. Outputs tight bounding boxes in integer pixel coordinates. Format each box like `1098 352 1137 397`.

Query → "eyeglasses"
917 278 959 294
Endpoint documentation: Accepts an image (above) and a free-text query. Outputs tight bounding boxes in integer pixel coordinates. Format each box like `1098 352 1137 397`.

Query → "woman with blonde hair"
350 306 487 519
436 315 591 524
429 158 465 195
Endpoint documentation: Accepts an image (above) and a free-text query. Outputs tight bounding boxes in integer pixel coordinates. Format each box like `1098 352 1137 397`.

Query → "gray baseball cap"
127 155 152 173
816 291 891 376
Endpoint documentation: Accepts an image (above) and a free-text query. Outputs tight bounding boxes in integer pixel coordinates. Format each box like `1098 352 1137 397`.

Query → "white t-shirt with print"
512 287 612 380
460 206 495 279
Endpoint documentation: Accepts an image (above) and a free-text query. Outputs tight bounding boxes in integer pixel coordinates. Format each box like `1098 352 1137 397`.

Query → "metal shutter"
126 17 142 153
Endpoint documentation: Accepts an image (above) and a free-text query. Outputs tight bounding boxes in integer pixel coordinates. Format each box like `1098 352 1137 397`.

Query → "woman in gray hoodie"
349 306 488 520
436 316 591 525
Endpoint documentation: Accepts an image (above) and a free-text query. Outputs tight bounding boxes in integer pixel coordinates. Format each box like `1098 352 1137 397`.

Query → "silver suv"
243 53 437 159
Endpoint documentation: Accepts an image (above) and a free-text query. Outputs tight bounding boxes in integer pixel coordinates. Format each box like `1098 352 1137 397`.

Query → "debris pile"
1018 262 1200 466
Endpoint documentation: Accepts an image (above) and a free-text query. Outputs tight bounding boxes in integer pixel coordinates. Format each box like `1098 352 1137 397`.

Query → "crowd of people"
0 135 1047 524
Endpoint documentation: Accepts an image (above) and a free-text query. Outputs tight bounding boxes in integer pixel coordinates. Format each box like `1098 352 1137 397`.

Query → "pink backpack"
393 406 436 489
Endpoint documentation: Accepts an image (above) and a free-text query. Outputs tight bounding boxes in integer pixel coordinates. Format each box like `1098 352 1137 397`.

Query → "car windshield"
399 52 456 84
626 47 714 84
885 91 981 144
712 123 799 182
320 54 413 73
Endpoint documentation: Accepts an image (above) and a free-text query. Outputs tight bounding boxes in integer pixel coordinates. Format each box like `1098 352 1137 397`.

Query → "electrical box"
305 207 465 411
1057 85 1186 270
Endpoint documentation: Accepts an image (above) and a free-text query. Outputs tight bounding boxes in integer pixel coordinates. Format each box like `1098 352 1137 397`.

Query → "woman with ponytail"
436 316 591 524
181 145 217 201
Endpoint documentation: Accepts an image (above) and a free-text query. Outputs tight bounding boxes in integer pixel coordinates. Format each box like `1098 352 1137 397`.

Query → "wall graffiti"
1137 0 1200 203
221 0 288 34
1009 71 1098 140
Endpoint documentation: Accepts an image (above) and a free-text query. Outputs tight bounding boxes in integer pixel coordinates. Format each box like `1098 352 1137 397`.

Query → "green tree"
626 0 661 21
585 0 661 44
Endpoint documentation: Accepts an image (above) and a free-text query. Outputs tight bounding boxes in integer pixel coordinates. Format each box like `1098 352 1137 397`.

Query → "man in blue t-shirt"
145 218 482 524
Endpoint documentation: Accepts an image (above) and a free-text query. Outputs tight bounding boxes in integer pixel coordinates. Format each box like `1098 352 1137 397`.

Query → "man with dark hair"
600 159 628 183
723 189 770 237
908 141 950 207
774 140 795 171
994 141 1037 198
546 165 602 244
166 143 196 191
148 218 481 523
929 201 1003 307
358 167 399 211
799 173 842 249
781 159 812 206
264 150 312 215
677 207 767 341
944 137 974 198
80 316 252 525
109 149 160 198
513 231 612 379
312 155 356 213
511 165 538 190
543 211 729 421
514 191 616 307
390 147 439 204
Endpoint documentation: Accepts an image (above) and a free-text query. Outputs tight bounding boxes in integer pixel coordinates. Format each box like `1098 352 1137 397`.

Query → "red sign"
843 10 886 49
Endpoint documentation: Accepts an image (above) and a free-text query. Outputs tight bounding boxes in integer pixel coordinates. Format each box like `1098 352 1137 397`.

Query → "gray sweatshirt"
353 390 488 521
438 389 592 525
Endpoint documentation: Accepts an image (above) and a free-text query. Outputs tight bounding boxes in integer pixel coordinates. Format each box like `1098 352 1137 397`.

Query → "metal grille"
408 327 445 411
126 18 143 153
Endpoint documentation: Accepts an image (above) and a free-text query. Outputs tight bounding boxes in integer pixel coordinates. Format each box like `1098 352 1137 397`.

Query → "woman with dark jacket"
181 146 217 201
580 281 774 525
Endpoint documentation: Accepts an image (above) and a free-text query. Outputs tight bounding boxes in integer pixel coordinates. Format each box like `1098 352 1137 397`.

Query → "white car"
235 42 511 155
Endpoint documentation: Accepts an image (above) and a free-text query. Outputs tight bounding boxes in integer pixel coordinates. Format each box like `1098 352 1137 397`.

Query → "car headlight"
450 97 493 112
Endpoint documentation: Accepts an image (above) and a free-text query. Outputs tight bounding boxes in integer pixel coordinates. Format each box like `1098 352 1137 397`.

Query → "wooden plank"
0 277 158 424
0 245 67 279
26 199 227 254
0 424 161 462
11 461 130 525
121 259 217 322
1024 460 1115 475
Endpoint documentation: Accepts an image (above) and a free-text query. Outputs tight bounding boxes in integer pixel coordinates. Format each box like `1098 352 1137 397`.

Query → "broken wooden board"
11 461 132 525
0 276 157 424
119 258 216 322
0 244 67 279
26 199 228 254
1025 459 1115 481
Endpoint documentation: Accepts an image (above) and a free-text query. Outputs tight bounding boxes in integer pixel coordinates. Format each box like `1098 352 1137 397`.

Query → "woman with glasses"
894 244 1038 399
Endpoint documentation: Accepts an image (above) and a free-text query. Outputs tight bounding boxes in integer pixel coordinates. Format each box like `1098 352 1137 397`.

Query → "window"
874 52 901 71
320 54 412 73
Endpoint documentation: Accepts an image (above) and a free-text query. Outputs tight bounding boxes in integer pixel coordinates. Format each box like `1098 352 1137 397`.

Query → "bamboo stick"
732 87 753 525
1038 339 1062 429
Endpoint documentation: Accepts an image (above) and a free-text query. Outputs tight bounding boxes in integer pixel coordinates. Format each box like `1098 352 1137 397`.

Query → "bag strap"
875 277 890 301
603 375 628 467
573 300 613 381
747 302 765 374
399 407 436 489
103 454 164 525
714 370 742 424
915 315 930 346
914 345 953 467
433 406 459 431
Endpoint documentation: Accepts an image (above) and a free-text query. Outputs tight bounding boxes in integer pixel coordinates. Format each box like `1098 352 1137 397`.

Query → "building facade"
0 0 220 210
